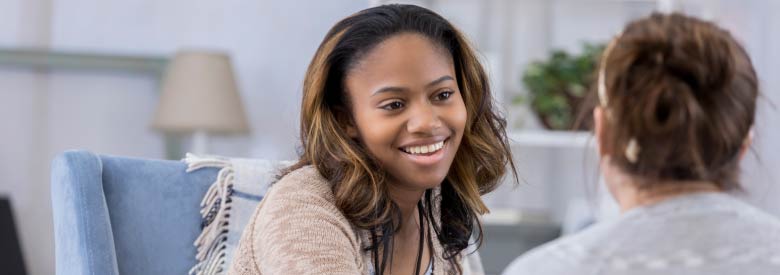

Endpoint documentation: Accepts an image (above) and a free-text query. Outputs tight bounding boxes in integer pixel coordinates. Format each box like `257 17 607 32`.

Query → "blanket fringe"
184 153 234 275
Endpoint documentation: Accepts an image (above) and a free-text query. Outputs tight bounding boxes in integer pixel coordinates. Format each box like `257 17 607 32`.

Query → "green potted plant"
517 43 604 130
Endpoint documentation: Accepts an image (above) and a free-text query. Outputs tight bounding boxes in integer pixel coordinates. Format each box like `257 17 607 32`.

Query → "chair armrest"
51 150 119 275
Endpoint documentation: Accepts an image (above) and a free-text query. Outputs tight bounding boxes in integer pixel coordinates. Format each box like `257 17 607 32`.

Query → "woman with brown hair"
228 4 515 275
503 13 780 275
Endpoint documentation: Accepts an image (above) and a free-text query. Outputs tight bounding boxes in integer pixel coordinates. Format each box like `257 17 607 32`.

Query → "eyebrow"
371 75 455 96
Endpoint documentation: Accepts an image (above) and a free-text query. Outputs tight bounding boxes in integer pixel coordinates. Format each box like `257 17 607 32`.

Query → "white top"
503 192 780 275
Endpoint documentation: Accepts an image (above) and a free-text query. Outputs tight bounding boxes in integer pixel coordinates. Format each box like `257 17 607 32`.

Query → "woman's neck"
602 158 722 213
615 180 720 212
386 183 426 236
385 182 432 275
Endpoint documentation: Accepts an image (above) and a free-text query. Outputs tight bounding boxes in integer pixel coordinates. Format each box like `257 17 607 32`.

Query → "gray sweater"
503 192 780 275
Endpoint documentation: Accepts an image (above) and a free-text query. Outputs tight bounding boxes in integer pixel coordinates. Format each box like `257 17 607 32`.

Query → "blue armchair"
50 150 218 275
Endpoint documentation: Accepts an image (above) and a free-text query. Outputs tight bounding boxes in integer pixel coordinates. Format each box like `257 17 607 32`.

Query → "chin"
399 167 451 190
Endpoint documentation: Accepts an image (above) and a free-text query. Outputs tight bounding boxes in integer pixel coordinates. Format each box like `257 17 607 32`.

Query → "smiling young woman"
227 4 516 275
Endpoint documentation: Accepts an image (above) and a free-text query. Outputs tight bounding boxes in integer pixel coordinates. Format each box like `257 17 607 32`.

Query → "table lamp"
152 50 250 154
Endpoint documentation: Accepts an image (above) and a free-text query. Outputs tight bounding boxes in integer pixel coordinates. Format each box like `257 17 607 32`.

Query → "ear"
594 107 609 157
738 128 754 161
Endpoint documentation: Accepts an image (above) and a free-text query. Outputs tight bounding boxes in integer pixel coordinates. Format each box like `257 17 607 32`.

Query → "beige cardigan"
227 165 478 275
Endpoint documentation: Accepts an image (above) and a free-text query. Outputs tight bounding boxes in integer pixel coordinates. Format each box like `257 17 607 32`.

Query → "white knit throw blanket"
184 153 292 275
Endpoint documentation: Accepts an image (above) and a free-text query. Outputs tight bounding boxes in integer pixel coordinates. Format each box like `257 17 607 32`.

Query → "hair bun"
596 13 758 190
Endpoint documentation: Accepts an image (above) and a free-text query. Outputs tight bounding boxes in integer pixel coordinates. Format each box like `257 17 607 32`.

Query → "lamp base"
192 130 209 155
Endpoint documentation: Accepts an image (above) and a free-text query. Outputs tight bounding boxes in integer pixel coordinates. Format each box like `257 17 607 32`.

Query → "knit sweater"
227 165 473 275
502 192 780 275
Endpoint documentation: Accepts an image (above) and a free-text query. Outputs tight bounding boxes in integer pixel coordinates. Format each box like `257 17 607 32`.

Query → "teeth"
402 140 445 155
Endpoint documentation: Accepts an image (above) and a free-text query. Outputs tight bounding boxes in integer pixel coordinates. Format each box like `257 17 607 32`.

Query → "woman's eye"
435 91 453 101
381 101 404 111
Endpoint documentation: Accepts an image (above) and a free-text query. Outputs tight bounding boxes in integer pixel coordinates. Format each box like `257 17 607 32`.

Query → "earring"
625 138 640 163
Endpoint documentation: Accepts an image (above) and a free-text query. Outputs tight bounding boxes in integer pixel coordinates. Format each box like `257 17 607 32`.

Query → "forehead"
346 33 455 88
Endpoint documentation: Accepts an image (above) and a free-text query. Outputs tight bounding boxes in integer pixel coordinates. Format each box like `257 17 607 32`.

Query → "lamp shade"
152 50 250 134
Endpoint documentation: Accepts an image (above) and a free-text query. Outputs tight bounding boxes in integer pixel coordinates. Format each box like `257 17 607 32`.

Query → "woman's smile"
398 137 450 166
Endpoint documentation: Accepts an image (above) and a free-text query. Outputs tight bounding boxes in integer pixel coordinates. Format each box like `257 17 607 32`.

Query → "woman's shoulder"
501 235 586 275
250 164 349 231
502 194 780 275
232 165 369 274
270 165 335 202
502 205 656 274
502 211 659 275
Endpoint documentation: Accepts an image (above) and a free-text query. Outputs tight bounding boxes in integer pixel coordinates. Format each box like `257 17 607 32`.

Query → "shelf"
481 208 553 226
508 130 594 148
0 47 168 74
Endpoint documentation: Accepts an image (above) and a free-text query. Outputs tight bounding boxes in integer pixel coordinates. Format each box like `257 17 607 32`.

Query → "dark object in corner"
0 196 27 275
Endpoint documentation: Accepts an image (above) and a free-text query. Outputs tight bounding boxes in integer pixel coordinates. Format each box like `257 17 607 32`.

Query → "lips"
400 140 445 155
398 138 449 165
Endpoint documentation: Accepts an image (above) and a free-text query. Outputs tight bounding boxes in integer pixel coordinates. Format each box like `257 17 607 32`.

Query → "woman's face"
344 33 467 194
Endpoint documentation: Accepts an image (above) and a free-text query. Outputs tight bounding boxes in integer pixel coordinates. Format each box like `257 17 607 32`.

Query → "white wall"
0 68 51 275
1 1 368 275
50 0 370 160
1 1 53 275
709 0 780 217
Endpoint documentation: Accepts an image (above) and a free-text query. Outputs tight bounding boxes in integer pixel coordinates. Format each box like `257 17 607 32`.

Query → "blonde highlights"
283 4 517 272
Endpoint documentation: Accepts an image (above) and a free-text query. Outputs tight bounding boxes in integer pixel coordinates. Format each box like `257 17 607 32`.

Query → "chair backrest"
51 150 218 275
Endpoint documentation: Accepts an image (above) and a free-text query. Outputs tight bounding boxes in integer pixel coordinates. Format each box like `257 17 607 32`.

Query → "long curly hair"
283 4 517 274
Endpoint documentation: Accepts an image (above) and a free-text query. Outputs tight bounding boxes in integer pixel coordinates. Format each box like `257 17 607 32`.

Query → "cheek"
356 113 400 151
447 97 468 135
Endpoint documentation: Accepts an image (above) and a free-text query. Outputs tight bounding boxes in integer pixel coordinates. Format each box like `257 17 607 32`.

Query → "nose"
406 102 443 135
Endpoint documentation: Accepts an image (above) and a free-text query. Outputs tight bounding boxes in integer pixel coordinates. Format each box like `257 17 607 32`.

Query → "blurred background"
1 0 778 274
